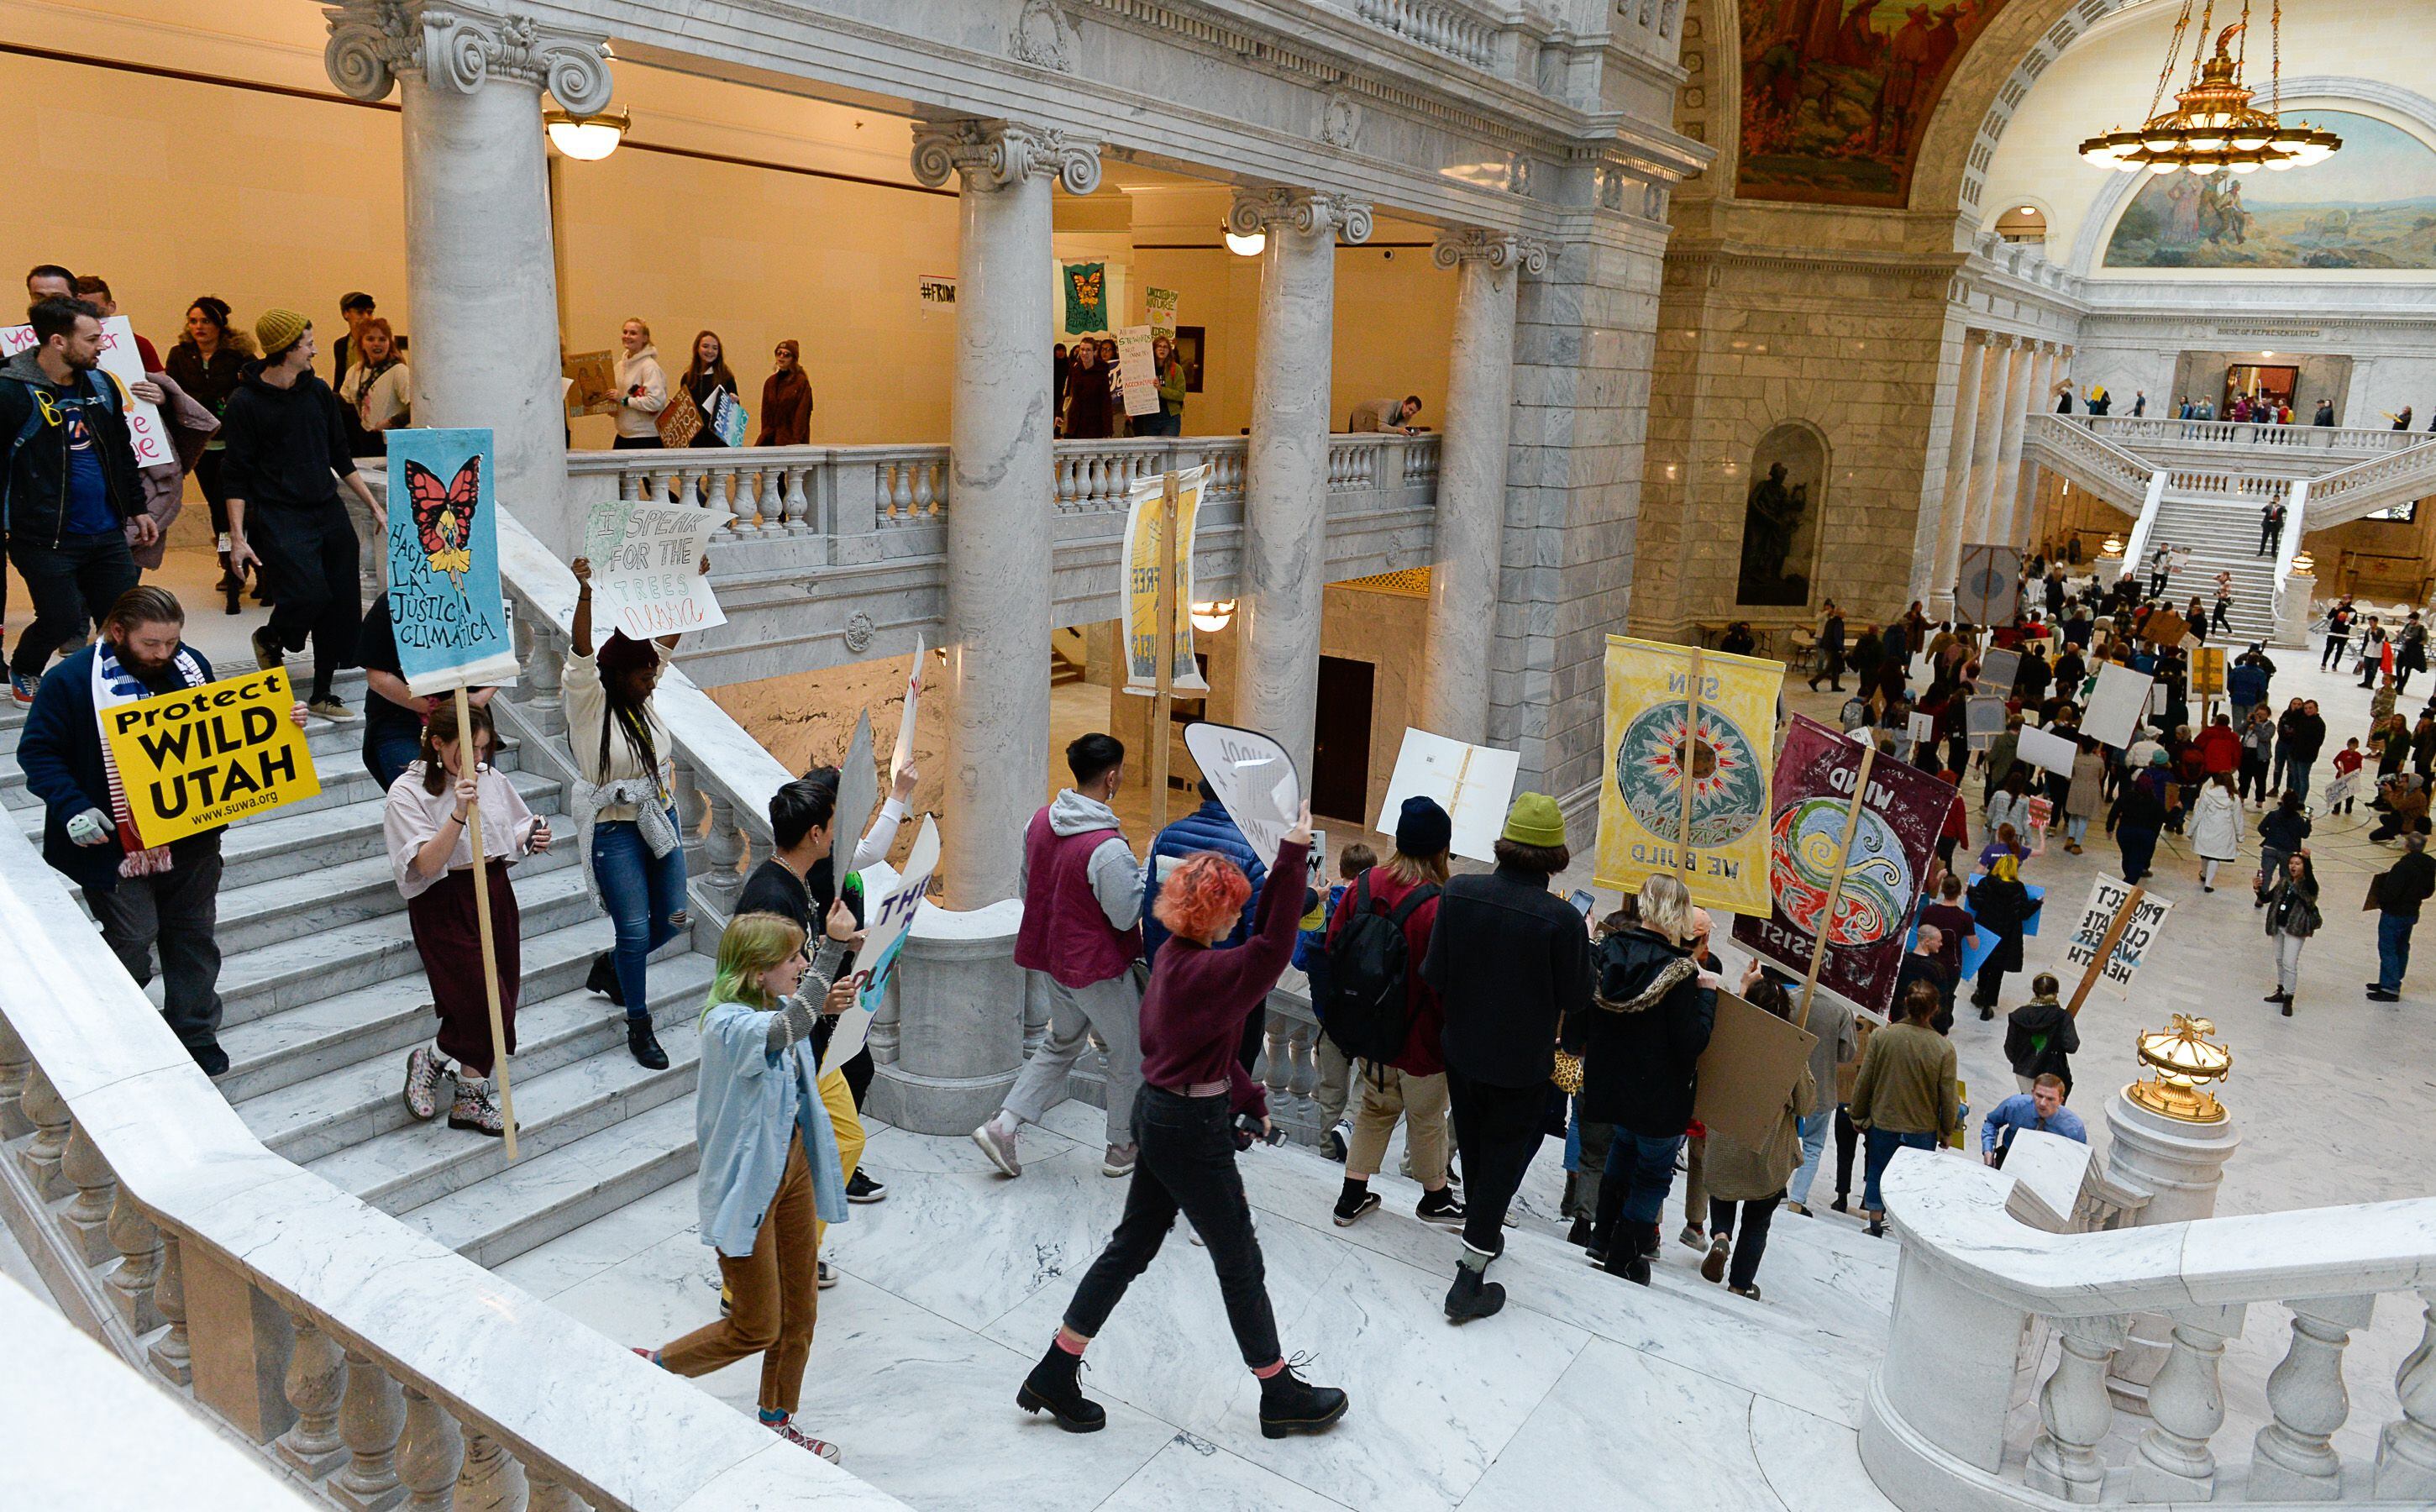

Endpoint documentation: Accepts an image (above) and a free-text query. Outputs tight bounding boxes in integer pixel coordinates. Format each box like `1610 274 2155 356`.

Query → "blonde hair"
1383 848 1451 886
1637 873 1694 945
705 911 806 1019
622 316 653 344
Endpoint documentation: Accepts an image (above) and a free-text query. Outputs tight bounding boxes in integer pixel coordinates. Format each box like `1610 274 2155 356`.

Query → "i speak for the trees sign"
580 499 728 642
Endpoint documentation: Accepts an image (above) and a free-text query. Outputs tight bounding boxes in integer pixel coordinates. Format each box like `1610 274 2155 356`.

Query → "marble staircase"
2145 495 2283 648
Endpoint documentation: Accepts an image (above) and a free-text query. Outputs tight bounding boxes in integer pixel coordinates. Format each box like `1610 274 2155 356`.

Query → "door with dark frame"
1311 656 1375 825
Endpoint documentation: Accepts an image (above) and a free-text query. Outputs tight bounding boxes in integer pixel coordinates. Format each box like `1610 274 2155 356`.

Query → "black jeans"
1446 1068 1547 1257
2322 637 2348 670
251 498 360 697
1708 1194 1782 1289
9 532 139 677
86 847 225 1052
1833 1105 1860 1199
195 449 232 535
1063 1086 1281 1368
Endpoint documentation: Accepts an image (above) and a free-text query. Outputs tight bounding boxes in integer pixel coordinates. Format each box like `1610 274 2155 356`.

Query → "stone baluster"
2026 1314 2128 1502
278 1315 350 1476
671 756 709 869
149 1230 192 1384
912 458 937 519
455 1427 528 1510
18 1060 70 1199
396 1386 463 1512
330 1349 407 1512
1053 453 1075 510
2250 1294 2376 1501
1262 1011 1294 1106
2131 1305 2242 1501
617 468 643 502
869 972 902 1065
105 1188 163 1335
702 790 746 906
526 1465 589 1512
59 1119 118 1263
522 615 567 738
2381 1289 2436 1498
0 1012 29 1137
783 466 812 533
890 459 915 520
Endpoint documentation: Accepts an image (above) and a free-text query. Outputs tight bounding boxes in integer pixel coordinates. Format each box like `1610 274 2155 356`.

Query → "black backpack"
1320 873 1437 1063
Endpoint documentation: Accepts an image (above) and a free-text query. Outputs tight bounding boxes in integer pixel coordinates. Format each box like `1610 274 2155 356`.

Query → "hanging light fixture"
545 106 631 160
2076 1 2337 177
1221 224 1265 257
1189 599 1236 633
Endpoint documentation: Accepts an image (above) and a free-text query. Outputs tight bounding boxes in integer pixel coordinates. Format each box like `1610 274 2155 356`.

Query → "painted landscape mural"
2103 111 2436 270
1739 0 2010 205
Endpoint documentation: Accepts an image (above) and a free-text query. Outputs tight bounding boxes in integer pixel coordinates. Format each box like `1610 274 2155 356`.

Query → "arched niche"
1735 422 1831 608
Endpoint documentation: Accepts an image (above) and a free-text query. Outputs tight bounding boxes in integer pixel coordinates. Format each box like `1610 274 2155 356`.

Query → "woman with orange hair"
1018 801 1349 1442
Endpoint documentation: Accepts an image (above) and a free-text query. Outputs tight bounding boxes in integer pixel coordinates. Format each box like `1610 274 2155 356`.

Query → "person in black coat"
1423 794 1593 1322
1564 874 1716 1286
1966 854 2037 1013
1809 603 1846 692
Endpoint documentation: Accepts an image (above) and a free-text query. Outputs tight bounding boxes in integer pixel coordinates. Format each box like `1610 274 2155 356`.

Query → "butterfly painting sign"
386 428 517 696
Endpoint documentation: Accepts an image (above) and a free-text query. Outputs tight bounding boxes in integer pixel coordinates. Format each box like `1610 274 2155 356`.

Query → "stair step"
306 1018 706 1215
214 838 579 957
404 1097 701 1268
239 942 711 1165
213 769 564 891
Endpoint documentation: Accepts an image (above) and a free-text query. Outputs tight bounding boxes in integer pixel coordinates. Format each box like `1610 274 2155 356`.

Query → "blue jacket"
2228 661 2269 707
18 643 223 895
1141 799 1267 962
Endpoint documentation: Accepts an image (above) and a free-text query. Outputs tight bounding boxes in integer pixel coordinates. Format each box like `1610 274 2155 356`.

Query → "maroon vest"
1012 806 1142 989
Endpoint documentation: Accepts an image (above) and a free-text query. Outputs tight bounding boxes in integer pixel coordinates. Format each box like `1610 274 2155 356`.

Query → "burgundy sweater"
1137 837 1307 1118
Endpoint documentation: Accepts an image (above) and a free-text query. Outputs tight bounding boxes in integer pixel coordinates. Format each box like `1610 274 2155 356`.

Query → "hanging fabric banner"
386 428 517 695
1121 465 1210 694
1063 261 1107 331
1732 713 1956 1016
1593 635 1781 915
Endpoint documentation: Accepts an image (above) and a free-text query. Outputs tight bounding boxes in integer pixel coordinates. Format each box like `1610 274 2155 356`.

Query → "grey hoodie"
1024 788 1144 932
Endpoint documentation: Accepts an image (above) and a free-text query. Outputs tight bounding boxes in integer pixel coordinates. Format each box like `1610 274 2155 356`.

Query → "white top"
340 361 412 433
383 763 542 901
564 643 675 823
615 348 669 439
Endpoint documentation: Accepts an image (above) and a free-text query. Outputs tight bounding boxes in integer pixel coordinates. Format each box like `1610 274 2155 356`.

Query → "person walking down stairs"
386 699 551 1137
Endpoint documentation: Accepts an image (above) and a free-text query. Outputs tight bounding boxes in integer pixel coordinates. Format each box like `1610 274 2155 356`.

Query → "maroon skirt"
407 865 522 1078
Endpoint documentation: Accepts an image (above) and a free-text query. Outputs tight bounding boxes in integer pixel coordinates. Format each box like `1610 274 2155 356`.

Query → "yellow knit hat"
1500 791 1567 848
255 307 309 358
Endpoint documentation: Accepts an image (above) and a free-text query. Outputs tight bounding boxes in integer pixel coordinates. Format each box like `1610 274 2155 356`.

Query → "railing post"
277 1314 351 1477
104 1187 163 1335
519 613 567 739
526 1464 591 1512
2129 1305 2243 1501
18 1059 71 1199
181 1242 298 1442
59 1118 118 1263
396 1385 463 1512
456 1426 528 1510
330 1349 407 1511
0 1012 30 1137
2026 1314 2129 1502
148 1229 192 1385
2381 1288 2436 1499
2250 1293 2376 1502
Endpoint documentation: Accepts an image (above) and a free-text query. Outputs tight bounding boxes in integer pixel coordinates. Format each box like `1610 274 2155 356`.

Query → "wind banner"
1593 635 1781 915
1121 465 1209 694
386 428 517 695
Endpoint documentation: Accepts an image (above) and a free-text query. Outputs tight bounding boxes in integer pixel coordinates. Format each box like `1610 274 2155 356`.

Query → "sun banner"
1593 635 1781 915
1121 465 1210 694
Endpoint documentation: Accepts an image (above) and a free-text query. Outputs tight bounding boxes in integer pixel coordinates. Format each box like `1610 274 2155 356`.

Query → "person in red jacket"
1326 797 1464 1228
2195 711 2242 780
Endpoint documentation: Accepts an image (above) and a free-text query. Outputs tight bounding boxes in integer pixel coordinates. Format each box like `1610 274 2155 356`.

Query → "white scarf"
91 640 209 877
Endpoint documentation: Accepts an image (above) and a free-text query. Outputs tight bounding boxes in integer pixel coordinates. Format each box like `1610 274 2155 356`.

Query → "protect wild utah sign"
102 668 321 847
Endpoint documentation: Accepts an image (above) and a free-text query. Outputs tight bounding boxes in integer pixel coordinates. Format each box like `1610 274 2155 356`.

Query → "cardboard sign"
655 386 701 447
2025 795 2054 854
1594 635 1782 916
386 428 517 696
1116 325 1159 418
2015 723 2078 779
1146 287 1179 340
2082 661 2153 748
891 635 924 784
917 274 957 311
3 317 171 469
1120 465 1210 694
1184 722 1301 865
1374 727 1521 864
580 499 728 642
2062 874 2172 998
102 669 320 847
822 816 940 1077
2324 769 2360 811
1978 648 2020 695
2142 610 2189 648
1957 543 2023 625
1692 991 1819 1152
562 350 619 417
1965 696 2007 752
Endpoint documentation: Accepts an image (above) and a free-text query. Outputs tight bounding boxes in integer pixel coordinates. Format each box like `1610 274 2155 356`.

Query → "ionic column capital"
323 0 612 111
1431 229 1551 276
1228 188 1374 246
909 118 1101 194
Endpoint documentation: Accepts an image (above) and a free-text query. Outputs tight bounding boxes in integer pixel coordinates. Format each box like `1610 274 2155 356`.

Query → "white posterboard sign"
2061 873 2173 999
1906 711 1935 746
891 635 923 783
579 499 728 641
1183 722 1301 866
3 316 171 470
2082 660 2152 748
2323 769 2360 811
1373 727 1521 864
1116 325 1159 418
2015 722 2077 779
822 815 941 1076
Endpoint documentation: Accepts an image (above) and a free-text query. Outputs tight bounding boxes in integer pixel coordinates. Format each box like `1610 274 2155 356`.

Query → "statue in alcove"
1736 463 1811 606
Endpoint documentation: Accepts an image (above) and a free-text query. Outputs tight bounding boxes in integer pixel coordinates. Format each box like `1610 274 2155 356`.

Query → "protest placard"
386 428 518 694
562 350 619 417
2082 660 2152 748
2143 610 2189 648
2015 723 2077 779
705 388 748 448
1116 326 1159 418
2026 795 2054 854
101 668 321 848
1184 722 1301 864
823 816 941 1077
2063 874 2173 999
1595 636 1780 915
1906 711 1935 746
5 317 172 469
1693 991 1818 1151
1374 727 1521 863
2191 644 2225 698
1121 465 1209 694
1146 287 1179 340
1965 695 2007 751
1957 543 2022 624
1978 647 2020 695
580 498 728 643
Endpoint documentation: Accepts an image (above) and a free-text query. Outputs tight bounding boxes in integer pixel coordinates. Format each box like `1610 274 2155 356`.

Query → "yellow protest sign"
1121 465 1210 695
102 669 320 847
1594 635 1781 915
2191 644 2225 699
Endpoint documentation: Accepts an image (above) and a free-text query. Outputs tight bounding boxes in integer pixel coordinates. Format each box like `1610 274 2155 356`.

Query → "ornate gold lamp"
2126 1015 2233 1123
2076 2 2338 178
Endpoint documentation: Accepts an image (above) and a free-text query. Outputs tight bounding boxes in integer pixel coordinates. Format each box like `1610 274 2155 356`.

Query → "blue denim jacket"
695 1000 848 1257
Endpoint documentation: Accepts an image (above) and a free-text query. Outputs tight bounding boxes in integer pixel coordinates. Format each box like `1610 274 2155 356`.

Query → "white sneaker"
971 1116 1021 1178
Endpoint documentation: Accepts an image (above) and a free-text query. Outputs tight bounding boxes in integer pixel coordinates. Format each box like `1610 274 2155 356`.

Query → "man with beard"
17 586 306 1076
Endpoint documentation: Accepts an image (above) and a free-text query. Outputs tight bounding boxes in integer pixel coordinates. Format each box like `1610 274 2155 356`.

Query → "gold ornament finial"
2125 1014 2233 1123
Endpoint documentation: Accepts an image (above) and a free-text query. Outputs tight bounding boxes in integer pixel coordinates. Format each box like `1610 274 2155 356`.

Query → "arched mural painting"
2103 110 2436 270
1736 424 1830 607
1739 0 2013 205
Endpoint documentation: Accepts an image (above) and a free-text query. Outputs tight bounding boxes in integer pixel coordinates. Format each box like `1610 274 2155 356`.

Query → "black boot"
587 950 625 1007
1257 1362 1349 1438
1566 1215 1593 1248
1444 1263 1506 1324
627 1018 669 1070
1606 1222 1654 1285
1016 1344 1105 1433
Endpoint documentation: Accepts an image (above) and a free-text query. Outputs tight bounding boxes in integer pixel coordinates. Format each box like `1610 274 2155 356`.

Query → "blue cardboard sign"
386 428 518 695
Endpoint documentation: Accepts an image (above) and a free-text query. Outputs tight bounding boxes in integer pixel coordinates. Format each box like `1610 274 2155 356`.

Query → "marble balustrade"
2081 416 2432 458
1861 1152 2436 1510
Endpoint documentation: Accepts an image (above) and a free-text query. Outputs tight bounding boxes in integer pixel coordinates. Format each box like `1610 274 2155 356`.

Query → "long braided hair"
595 631 664 797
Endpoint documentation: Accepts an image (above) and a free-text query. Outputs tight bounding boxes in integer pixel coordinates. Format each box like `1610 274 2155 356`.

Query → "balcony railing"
2078 415 2428 457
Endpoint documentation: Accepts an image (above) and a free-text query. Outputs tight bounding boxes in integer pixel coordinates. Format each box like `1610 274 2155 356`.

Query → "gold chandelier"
2076 0 2338 177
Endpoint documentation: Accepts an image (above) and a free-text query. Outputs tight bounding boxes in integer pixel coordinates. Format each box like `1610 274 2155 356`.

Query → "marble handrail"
2299 438 2436 528
2080 415 2426 457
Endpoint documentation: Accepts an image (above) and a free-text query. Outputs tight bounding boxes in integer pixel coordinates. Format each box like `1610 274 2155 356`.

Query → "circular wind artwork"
1767 796 1913 949
1614 703 1766 850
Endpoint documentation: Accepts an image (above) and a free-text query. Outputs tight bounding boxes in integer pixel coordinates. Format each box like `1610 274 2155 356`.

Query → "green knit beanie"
1501 791 1566 848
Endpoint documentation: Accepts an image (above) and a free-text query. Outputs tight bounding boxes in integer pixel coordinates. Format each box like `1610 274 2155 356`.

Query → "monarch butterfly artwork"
402 454 480 597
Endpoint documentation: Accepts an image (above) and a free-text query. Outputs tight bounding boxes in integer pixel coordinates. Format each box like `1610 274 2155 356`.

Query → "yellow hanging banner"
101 668 321 848
1593 635 1782 915
1121 465 1210 695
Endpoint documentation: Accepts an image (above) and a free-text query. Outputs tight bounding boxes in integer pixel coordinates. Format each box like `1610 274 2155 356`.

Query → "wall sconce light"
1222 226 1266 257
1190 599 1236 633
545 107 630 160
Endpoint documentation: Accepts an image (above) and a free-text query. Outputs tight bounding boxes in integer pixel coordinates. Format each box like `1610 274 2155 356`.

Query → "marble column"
1231 187 1373 778
911 120 1100 906
1963 337 2018 549
1424 230 1543 744
1931 330 1989 616
325 0 606 554
1985 341 2035 551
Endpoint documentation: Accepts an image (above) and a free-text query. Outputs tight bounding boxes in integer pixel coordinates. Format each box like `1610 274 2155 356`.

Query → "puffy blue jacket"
1141 799 1267 962
2227 661 2269 707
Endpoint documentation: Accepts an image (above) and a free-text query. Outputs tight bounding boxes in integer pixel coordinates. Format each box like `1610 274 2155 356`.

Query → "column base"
864 1064 1021 1138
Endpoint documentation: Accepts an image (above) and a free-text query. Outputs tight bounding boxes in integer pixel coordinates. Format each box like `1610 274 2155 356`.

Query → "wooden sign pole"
454 682 518 1159
1151 470 1178 835
1794 743 1878 1036
2065 884 2144 1020
1677 647 1704 885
